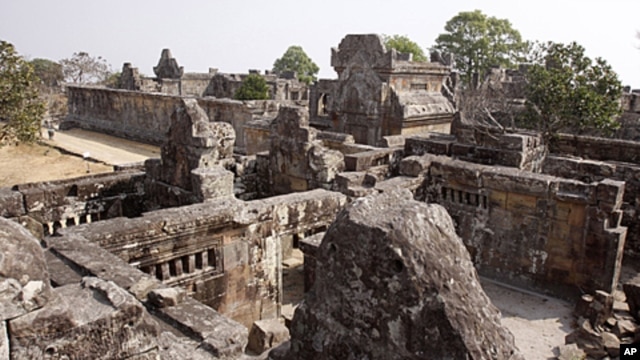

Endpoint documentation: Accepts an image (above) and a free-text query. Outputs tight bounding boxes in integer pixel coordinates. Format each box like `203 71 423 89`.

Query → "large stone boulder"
0 217 52 321
277 190 522 360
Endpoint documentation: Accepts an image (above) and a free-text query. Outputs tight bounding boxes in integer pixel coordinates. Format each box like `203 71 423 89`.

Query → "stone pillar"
159 263 171 280
173 258 183 277
185 255 196 273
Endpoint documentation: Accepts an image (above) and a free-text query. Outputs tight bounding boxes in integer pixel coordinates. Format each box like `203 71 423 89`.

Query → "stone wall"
57 190 346 328
551 133 640 164
544 155 640 257
400 154 627 298
64 86 253 150
547 133 640 256
0 170 146 238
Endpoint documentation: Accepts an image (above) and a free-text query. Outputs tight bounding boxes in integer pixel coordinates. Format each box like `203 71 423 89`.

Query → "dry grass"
0 141 112 188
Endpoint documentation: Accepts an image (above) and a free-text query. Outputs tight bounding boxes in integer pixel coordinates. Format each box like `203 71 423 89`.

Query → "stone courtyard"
2 33 640 359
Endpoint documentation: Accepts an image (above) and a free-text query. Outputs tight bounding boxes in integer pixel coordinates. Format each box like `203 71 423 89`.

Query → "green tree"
29 58 63 89
272 45 319 85
433 10 527 86
523 41 622 141
0 40 46 144
102 71 121 88
234 73 270 100
383 34 427 62
60 51 112 84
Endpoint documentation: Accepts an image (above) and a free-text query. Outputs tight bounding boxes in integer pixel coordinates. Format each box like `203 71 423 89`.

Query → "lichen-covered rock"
278 189 522 360
0 217 52 321
8 277 160 359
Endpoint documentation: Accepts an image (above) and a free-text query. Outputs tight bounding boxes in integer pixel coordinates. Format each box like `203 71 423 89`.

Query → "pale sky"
1 0 639 86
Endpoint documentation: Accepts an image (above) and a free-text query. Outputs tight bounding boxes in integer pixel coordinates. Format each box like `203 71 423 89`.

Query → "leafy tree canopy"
523 41 622 140
60 51 112 84
433 10 528 86
0 40 46 145
234 73 270 100
383 34 427 62
29 58 63 89
103 71 121 89
272 45 319 85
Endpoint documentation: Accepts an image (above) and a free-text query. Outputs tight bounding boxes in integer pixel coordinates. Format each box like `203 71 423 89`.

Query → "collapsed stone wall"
0 170 145 238
397 153 626 298
57 189 346 328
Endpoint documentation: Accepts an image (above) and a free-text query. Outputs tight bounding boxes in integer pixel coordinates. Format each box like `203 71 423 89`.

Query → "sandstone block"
248 319 290 354
149 287 187 308
191 166 234 201
128 276 163 302
0 188 24 217
309 144 344 183
398 155 433 177
614 318 638 338
404 135 454 156
156 297 247 357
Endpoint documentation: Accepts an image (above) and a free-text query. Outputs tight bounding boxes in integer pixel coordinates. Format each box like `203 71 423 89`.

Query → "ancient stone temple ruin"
2 33 640 359
117 48 308 100
309 34 455 145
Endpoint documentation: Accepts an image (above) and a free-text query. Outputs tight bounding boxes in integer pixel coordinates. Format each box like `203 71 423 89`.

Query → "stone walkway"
44 128 160 166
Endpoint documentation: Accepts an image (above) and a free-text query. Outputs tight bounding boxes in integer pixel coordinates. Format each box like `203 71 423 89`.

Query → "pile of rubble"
561 277 640 359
